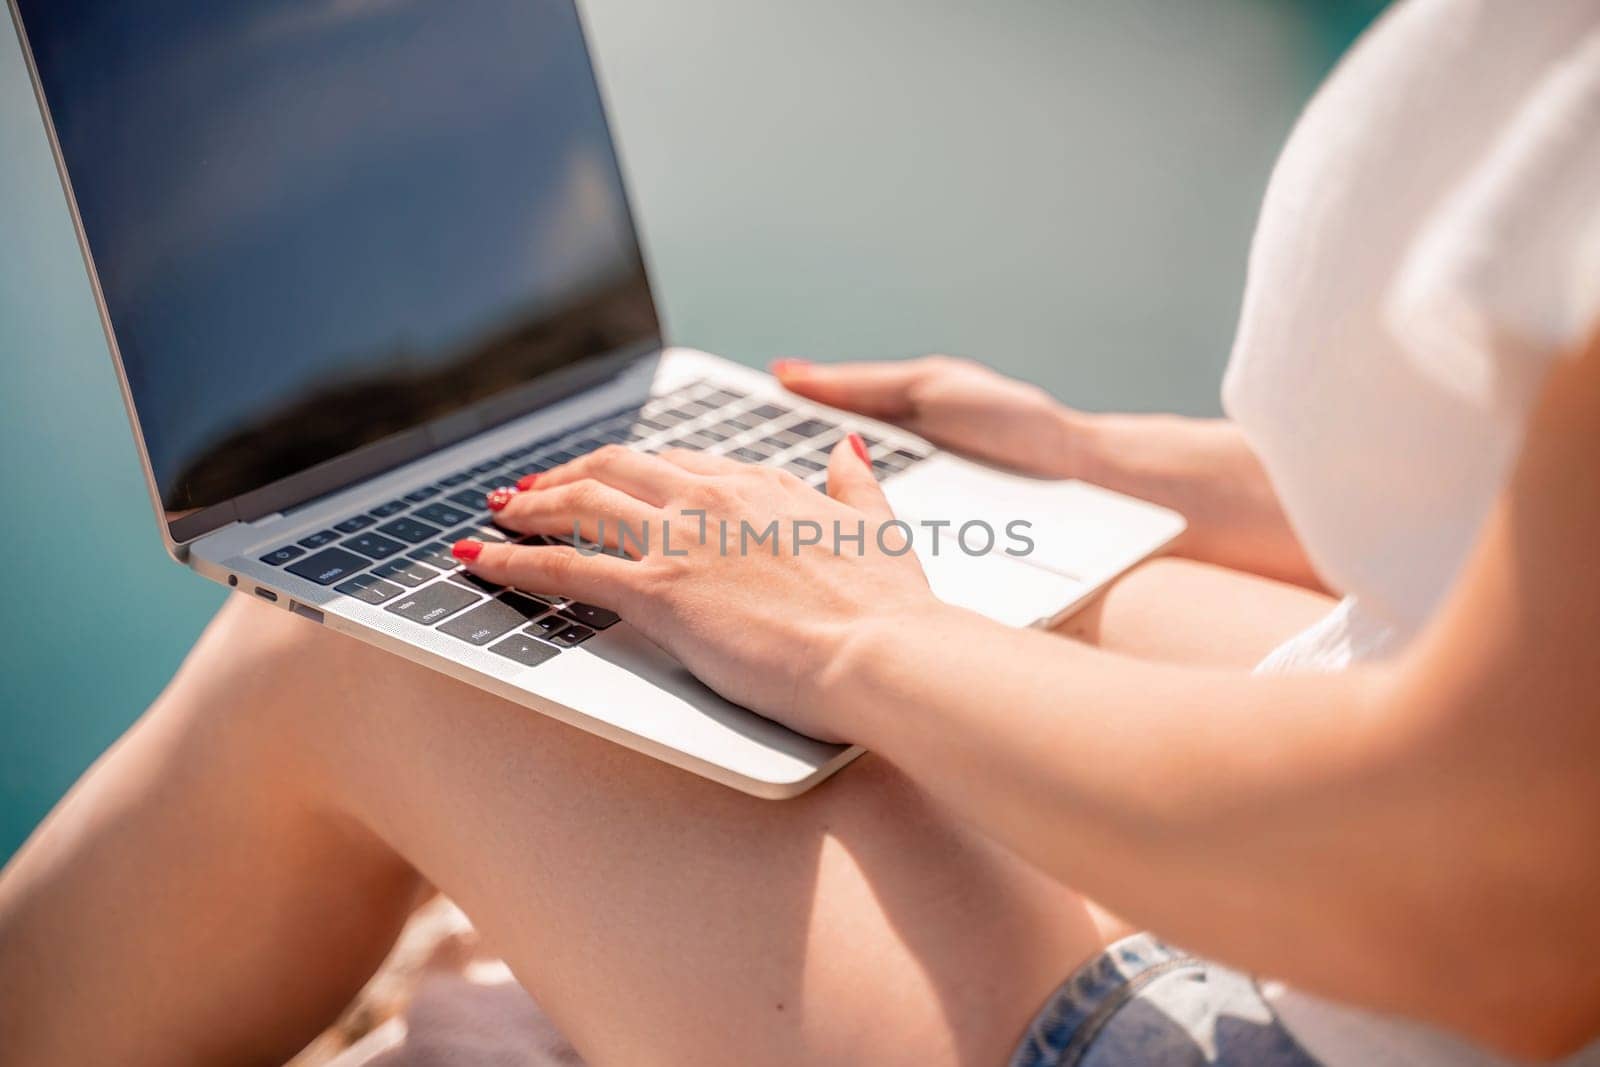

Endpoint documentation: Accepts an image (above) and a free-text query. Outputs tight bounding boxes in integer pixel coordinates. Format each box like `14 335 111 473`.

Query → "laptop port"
289 602 324 625
254 587 279 603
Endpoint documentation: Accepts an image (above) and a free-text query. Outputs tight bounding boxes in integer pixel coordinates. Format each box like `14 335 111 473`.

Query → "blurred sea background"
0 0 1385 862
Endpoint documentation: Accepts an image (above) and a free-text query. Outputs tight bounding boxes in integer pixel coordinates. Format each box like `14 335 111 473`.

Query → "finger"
654 448 741 476
456 539 639 608
826 433 894 522
519 444 693 506
770 357 939 419
493 480 661 556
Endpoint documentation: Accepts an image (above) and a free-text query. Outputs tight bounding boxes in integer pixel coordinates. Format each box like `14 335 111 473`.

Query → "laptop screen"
14 0 660 536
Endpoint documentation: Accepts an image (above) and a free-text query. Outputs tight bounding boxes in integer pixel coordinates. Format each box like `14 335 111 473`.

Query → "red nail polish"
848 432 870 466
486 487 516 512
452 539 485 563
516 473 540 492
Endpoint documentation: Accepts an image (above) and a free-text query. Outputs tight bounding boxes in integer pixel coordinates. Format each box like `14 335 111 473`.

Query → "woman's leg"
0 558 1333 1066
0 595 1099 1066
0 601 428 1065
1055 555 1334 668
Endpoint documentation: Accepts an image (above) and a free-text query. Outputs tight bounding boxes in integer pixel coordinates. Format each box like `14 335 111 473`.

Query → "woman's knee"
1053 555 1332 667
153 594 374 795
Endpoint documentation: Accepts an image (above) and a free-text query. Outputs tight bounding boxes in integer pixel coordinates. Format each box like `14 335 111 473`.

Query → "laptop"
9 0 1184 797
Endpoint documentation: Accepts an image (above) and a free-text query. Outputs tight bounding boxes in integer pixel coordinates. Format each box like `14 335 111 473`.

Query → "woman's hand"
454 437 943 742
771 355 1087 479
773 355 1328 586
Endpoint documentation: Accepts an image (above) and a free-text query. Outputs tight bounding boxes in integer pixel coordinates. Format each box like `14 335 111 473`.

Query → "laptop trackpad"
886 453 1186 581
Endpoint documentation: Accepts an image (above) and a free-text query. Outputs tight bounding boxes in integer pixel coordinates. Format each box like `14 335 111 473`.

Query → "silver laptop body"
10 0 1183 797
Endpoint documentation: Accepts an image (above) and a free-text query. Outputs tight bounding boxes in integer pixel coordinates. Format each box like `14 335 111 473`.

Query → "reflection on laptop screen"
15 0 659 518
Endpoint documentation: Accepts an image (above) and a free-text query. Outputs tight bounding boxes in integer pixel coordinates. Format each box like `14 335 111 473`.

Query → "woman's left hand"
452 436 941 742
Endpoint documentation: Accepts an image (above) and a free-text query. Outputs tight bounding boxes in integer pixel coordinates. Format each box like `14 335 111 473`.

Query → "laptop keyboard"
264 381 930 668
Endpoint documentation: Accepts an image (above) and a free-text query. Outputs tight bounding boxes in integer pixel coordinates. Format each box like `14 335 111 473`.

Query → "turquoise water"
0 2 1381 861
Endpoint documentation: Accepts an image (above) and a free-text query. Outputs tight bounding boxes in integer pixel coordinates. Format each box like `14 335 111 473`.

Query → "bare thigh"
282 555 1330 1064
221 597 1102 1067
0 554 1331 1066
1057 555 1334 667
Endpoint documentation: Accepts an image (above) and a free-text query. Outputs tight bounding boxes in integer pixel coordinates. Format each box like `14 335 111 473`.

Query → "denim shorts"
1008 934 1322 1067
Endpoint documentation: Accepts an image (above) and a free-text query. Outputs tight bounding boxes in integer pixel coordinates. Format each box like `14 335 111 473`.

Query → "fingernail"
771 358 812 379
848 432 871 466
452 539 485 563
486 487 517 512
516 473 540 491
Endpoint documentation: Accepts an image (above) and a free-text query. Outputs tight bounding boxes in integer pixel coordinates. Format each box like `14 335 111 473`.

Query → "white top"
1221 0 1600 1063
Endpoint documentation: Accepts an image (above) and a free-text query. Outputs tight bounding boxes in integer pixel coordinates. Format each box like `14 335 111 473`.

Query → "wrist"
806 598 966 751
1054 406 1106 482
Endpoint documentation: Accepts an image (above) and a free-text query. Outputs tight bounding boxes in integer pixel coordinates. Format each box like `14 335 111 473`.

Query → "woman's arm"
774 356 1324 588
461 335 1600 1057
818 337 1600 1058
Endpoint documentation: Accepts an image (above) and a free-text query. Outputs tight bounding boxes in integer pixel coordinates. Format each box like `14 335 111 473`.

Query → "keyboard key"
286 547 370 586
525 614 568 638
489 633 562 668
335 574 404 604
370 499 409 518
438 597 536 645
298 530 340 549
702 388 746 405
415 502 473 528
445 524 509 544
786 456 827 473
729 446 771 463
376 517 442 544
260 545 305 566
501 591 558 615
697 427 731 442
404 486 441 503
470 460 502 475
408 543 459 571
342 532 407 560
371 558 438 587
786 418 833 438
386 581 481 625
438 471 474 487
750 403 789 420
550 624 595 647
562 602 619 630
333 514 376 534
478 474 517 491
451 571 504 595
448 489 491 510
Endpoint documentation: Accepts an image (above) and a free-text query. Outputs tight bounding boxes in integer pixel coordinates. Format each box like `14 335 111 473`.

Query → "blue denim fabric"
1009 934 1323 1067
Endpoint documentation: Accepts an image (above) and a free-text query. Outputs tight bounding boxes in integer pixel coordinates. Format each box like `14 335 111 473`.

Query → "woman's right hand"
771 355 1088 479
